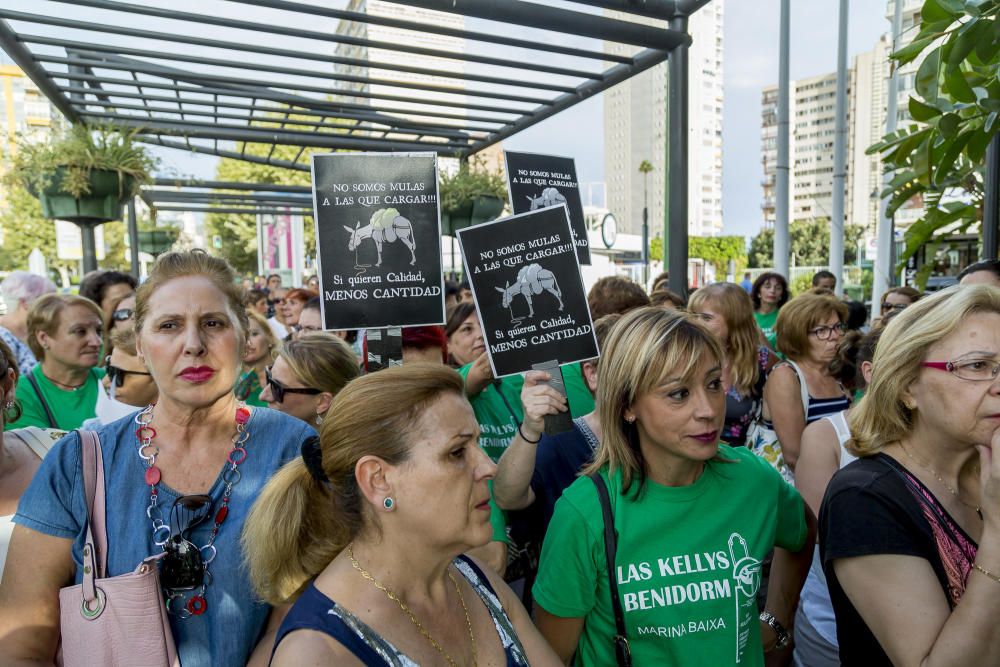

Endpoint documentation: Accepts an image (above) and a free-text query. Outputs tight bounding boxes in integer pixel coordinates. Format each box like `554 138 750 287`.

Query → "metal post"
982 134 1000 260
642 205 650 288
874 0 904 310
774 0 791 278
127 197 140 277
80 223 98 274
666 14 689 296
830 0 849 296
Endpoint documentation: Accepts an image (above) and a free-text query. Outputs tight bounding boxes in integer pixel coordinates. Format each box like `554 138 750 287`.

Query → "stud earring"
625 415 636 424
383 497 395 511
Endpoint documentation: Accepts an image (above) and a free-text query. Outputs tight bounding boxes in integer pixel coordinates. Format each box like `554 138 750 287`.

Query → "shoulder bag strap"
78 430 108 599
26 372 58 429
785 360 811 418
588 473 632 667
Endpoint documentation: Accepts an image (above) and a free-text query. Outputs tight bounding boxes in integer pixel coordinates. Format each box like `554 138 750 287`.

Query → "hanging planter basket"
34 167 133 225
441 194 505 237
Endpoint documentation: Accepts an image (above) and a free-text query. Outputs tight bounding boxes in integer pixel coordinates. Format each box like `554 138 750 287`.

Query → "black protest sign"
311 152 445 330
504 151 590 265
458 206 598 377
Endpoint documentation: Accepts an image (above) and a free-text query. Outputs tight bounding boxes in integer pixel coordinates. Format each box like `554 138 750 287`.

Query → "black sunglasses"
161 494 212 592
265 365 322 403
104 356 151 387
112 308 134 322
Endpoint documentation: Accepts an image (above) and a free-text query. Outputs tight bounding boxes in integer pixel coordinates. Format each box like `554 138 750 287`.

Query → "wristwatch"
759 611 790 649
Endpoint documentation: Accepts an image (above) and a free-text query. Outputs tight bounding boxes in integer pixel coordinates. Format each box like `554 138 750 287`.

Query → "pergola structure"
1 0 712 291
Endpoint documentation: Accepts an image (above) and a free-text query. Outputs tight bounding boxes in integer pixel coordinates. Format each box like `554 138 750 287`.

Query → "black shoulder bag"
26 372 58 429
589 473 632 667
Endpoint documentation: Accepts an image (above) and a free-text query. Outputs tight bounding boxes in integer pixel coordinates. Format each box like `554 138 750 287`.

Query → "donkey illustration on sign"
343 207 416 267
527 187 567 211
495 263 564 319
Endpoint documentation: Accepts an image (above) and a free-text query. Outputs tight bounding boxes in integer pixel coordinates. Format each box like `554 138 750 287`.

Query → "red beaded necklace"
135 403 252 617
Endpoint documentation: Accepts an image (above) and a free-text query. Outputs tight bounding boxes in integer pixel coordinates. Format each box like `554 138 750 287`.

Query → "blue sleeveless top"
272 556 530 666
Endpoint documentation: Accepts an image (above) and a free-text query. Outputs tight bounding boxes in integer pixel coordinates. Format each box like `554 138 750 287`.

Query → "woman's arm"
247 603 291 667
535 606 586 665
764 365 807 470
494 371 567 510
794 418 841 515
761 504 816 651
0 526 75 666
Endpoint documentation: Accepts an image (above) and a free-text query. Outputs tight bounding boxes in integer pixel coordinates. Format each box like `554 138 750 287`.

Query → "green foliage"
791 272 814 296
688 236 747 275
748 221 865 268
438 158 507 214
0 183 68 275
868 0 1000 271
5 125 156 199
649 236 663 262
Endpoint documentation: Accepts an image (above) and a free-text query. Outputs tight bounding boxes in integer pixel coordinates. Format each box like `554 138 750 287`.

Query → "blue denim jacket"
14 406 315 666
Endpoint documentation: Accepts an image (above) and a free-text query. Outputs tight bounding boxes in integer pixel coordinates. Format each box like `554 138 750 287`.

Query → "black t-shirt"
820 453 978 666
528 416 599 530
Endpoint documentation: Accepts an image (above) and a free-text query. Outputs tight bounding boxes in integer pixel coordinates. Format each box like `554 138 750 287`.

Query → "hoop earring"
382 497 395 511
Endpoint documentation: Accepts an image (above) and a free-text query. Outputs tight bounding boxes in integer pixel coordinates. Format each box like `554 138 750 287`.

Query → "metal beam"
138 136 312 171
558 0 681 19
774 0 791 277
226 0 625 63
666 16 688 297
153 205 313 215
37 0 601 79
387 0 689 49
42 54 540 114
144 191 312 205
461 47 674 156
0 19 78 122
152 179 310 193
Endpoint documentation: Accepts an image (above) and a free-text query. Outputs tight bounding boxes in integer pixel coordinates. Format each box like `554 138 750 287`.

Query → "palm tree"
639 160 654 285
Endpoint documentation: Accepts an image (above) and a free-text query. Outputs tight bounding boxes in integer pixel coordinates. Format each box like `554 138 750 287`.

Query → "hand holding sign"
520 371 569 441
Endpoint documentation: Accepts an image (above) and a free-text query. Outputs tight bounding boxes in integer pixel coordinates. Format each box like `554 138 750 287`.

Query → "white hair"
1 271 57 313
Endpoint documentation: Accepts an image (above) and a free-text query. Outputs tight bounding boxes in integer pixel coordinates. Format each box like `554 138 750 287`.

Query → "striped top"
763 362 850 428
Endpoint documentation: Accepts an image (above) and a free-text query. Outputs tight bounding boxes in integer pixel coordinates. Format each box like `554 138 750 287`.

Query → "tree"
688 236 748 276
748 221 865 268
869 0 999 275
0 184 76 281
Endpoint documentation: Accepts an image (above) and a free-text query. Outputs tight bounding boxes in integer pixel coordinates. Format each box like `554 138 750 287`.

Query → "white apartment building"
604 0 725 238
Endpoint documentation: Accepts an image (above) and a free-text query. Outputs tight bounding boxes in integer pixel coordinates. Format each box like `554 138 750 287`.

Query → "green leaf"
893 35 938 65
967 128 993 162
945 67 978 103
933 132 972 185
921 0 963 23
916 48 942 102
947 21 987 72
910 96 945 121
987 110 1000 133
938 112 962 137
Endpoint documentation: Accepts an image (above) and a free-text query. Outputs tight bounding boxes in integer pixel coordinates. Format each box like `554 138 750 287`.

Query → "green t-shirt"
533 445 807 667
234 369 268 408
457 362 596 462
11 365 105 430
753 309 779 351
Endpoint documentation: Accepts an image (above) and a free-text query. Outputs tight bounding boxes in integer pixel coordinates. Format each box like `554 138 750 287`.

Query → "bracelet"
518 424 542 444
973 563 1000 584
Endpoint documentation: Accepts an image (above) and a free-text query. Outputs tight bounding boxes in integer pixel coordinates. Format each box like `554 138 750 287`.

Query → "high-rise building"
604 0 724 238
0 64 60 160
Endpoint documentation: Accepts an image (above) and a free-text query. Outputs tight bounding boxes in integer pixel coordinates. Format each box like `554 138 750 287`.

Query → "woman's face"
759 278 783 306
40 305 103 372
280 297 306 327
804 311 844 365
908 312 1000 448
259 356 323 422
244 322 271 365
104 346 157 407
387 392 496 552
625 354 726 468
448 314 485 366
136 276 242 410
692 302 729 343
881 291 913 317
112 294 137 333
100 282 135 323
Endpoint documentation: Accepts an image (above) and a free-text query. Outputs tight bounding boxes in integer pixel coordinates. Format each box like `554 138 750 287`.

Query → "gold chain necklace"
901 445 983 520
347 544 477 667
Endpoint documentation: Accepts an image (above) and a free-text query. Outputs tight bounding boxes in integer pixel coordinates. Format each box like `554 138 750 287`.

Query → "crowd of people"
1 253 1000 666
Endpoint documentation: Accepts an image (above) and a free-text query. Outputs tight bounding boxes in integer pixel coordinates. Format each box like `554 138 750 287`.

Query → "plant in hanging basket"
6 124 157 225
438 159 508 236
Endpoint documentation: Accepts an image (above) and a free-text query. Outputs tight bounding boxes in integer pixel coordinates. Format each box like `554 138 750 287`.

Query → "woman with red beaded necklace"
0 251 316 667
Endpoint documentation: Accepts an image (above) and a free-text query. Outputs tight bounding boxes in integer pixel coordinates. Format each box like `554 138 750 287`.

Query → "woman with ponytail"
242 363 560 666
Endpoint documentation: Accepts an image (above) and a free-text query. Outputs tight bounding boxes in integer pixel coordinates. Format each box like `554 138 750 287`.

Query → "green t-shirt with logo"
754 309 779 351
533 445 807 667
457 362 595 462
11 365 106 430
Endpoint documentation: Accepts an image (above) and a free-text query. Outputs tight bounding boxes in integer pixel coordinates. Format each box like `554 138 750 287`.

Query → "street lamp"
639 159 654 287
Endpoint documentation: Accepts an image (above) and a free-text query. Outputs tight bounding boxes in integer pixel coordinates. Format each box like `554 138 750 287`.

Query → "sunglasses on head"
160 494 212 592
112 308 134 322
104 356 151 387
265 365 321 403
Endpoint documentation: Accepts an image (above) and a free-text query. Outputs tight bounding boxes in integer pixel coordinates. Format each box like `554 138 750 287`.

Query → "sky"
5 0 893 240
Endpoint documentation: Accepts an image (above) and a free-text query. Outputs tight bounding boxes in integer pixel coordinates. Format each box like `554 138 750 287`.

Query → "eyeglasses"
161 494 212 592
808 322 847 340
112 308 134 322
265 365 322 403
294 324 322 334
880 302 908 314
104 356 151 387
922 358 1000 382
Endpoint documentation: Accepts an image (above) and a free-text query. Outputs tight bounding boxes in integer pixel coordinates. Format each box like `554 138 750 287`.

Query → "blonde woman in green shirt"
533 307 815 666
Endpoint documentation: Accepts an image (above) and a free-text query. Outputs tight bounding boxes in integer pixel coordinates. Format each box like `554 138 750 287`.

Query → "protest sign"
457 206 598 378
311 152 445 330
504 150 590 265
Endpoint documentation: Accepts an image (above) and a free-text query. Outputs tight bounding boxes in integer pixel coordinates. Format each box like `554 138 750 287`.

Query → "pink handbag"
57 430 179 667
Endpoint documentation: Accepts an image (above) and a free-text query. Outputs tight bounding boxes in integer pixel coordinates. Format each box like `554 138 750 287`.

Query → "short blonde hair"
849 284 1000 456
588 307 723 494
775 293 848 360
276 332 359 398
27 293 103 361
689 283 761 396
